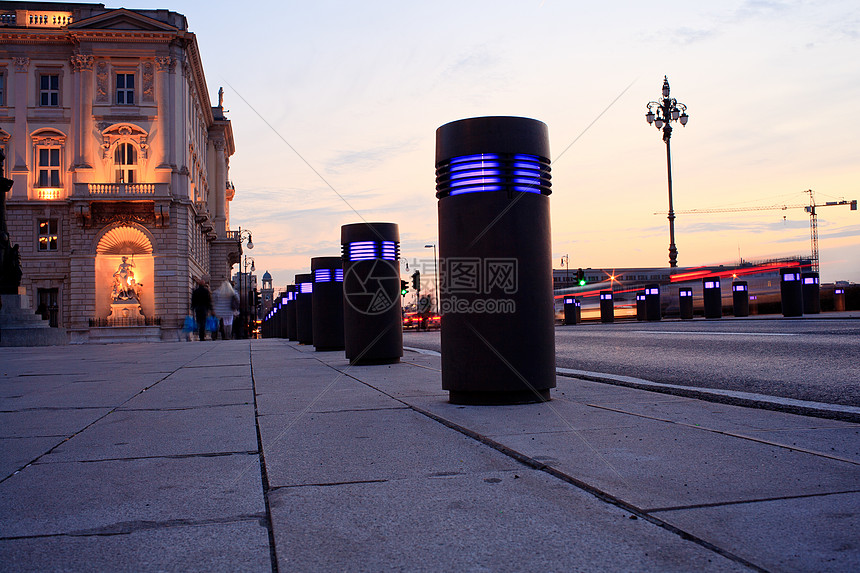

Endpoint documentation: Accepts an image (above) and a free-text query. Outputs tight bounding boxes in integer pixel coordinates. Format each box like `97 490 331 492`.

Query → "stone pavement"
1 340 858 572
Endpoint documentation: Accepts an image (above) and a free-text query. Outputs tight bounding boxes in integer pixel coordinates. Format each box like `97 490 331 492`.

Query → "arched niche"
94 224 156 320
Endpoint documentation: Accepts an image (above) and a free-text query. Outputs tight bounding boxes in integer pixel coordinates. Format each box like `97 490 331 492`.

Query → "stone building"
0 2 242 342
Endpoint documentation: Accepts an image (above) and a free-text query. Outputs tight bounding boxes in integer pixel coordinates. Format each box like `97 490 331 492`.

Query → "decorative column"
213 138 226 235
155 56 176 171
70 54 94 170
11 58 29 176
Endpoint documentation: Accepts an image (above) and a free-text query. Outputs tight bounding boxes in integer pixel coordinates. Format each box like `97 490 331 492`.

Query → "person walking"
190 276 212 341
213 280 239 340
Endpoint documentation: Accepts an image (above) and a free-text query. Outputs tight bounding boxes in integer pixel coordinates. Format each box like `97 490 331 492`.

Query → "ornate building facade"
0 2 242 342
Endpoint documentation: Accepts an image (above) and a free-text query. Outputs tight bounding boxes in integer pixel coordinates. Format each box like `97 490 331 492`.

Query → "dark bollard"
311 256 345 351
285 285 297 341
645 284 661 321
575 299 581 323
341 222 403 365
834 287 846 312
703 277 722 319
802 272 821 314
780 268 803 317
279 296 289 338
272 296 282 338
295 273 314 344
732 281 749 317
563 297 577 325
436 116 555 405
679 287 694 319
635 292 646 321
600 290 614 323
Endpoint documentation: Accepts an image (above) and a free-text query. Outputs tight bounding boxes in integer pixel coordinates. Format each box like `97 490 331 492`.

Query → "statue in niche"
111 256 142 302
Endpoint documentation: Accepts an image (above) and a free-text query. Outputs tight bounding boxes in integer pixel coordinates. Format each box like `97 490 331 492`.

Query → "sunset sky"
137 1 858 288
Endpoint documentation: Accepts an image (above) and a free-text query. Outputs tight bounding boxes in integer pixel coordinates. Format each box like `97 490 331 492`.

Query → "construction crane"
656 189 857 272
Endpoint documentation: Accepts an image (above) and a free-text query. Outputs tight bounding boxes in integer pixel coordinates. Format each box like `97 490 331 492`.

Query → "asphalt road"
403 317 860 407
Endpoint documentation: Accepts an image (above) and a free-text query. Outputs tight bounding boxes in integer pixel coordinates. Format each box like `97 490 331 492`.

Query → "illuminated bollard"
834 287 846 312
575 299 582 323
636 292 646 321
341 222 403 365
732 281 749 317
311 256 345 351
679 287 694 319
295 273 314 344
600 290 614 323
703 277 722 319
285 285 297 341
802 272 820 314
780 268 803 317
563 297 577 325
645 284 661 321
436 116 555 405
273 296 284 338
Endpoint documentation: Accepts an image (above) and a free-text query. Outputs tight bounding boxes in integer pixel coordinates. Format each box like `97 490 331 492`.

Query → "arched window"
115 142 137 183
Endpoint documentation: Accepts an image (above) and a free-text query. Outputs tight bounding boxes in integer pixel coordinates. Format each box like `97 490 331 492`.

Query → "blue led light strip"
346 241 399 262
299 282 313 294
436 153 551 197
335 269 344 282
314 269 332 282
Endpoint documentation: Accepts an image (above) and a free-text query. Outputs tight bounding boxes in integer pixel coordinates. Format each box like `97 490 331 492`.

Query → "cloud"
679 219 810 234
672 27 719 45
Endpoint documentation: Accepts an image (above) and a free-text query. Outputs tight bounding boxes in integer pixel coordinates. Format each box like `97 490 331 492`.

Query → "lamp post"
424 244 439 314
242 255 255 338
646 76 688 268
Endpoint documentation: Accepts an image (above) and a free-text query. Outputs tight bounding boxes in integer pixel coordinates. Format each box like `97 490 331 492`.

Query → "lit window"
40 74 59 106
114 143 137 183
37 147 61 187
38 219 58 251
116 73 135 105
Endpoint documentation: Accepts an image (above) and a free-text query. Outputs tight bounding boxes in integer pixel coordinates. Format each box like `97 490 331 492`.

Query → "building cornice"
0 29 185 45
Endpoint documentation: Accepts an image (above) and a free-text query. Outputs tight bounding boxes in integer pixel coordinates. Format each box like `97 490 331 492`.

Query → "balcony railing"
74 182 170 199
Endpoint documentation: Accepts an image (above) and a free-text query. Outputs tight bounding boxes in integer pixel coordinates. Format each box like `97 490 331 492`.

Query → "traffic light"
411 270 420 291
576 268 586 286
400 280 408 297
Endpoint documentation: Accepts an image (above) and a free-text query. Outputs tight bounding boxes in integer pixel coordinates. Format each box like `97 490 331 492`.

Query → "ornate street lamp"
646 76 688 268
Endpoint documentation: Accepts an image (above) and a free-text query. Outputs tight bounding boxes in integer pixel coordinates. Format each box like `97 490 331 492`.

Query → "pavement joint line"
247 340 281 573
44 451 261 464
644 489 860 514
270 478 390 490
0 344 223 485
312 406 410 414
322 362 767 573
0 406 112 413
0 514 269 541
557 368 860 423
118 403 253 412
586 403 860 466
178 363 249 369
